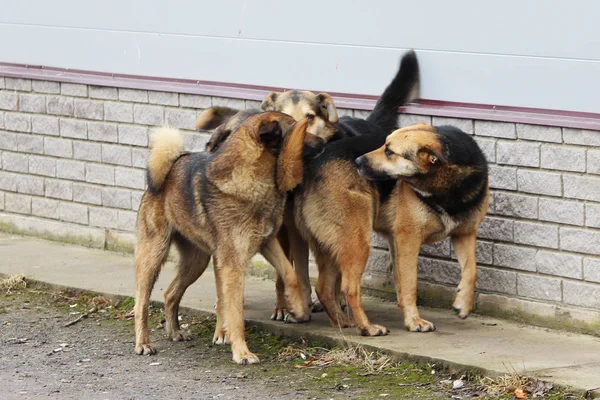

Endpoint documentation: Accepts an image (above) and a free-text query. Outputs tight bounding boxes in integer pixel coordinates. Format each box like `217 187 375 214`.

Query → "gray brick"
586 203 600 229
56 159 85 181
560 227 600 255
0 171 18 191
133 104 164 126
245 100 262 110
473 137 496 163
5 112 31 132
86 163 114 185
488 165 517 190
31 80 60 94
59 119 87 139
539 198 584 226
61 83 88 97
165 108 196 130
131 190 143 211
584 258 600 283
89 86 117 100
31 197 60 219
0 77 3 89
514 221 558 249
17 175 44 195
118 125 148 147
536 250 582 279
478 216 513 241
47 96 73 116
516 124 562 143
131 148 148 168
5 192 31 214
102 187 131 209
0 170 20 192
0 91 18 111
119 88 148 103
563 128 600 147
420 238 451 258
179 94 211 109
101 144 131 166
432 117 473 135
493 244 537 271
182 131 209 152
211 96 245 109
44 137 72 158
89 207 118 229
0 191 4 210
115 167 145 189
74 99 103 120
476 266 517 294
588 149 600 175
17 134 43 154
45 179 73 200
563 281 600 309
32 115 59 136
400 114 431 127
475 120 516 139
87 121 118 142
2 152 28 173
118 210 138 231
336 108 353 117
0 131 17 150
517 170 562 197
417 257 460 285
540 145 586 172
564 175 600 202
73 141 101 162
148 91 178 106
493 192 537 219
29 155 56 177
497 141 539 167
5 78 31 91
353 110 370 119
450 240 493 265
104 102 133 123
0 111 3 128
517 274 561 302
19 93 46 113
73 183 102 205
59 202 88 225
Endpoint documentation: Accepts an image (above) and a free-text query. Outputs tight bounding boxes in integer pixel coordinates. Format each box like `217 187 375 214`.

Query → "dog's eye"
306 113 315 119
384 147 394 158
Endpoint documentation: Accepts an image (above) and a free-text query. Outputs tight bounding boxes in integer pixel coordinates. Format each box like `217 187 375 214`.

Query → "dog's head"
261 90 338 142
356 122 447 182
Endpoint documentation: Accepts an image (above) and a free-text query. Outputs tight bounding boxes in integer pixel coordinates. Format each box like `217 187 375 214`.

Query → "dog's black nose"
355 155 365 166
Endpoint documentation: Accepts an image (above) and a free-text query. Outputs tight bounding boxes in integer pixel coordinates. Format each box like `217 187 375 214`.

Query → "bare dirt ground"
0 280 579 400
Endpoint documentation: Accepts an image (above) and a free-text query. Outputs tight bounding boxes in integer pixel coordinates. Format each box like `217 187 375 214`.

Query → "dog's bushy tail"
147 128 184 193
196 106 240 130
367 50 420 133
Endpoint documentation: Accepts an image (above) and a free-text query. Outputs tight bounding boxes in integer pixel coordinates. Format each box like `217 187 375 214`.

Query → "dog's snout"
355 155 365 166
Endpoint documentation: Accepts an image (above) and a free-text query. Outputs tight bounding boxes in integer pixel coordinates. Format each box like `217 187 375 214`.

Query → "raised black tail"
366 50 420 133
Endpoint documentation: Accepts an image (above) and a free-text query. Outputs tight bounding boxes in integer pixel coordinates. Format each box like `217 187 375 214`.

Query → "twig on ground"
63 308 97 327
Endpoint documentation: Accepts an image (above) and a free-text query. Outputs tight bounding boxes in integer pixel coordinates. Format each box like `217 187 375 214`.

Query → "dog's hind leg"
164 233 210 342
287 221 313 310
271 228 291 321
451 233 478 319
133 197 173 355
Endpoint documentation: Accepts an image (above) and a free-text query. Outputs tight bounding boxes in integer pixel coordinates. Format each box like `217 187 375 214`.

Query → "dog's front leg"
450 233 478 319
261 236 311 323
391 235 436 332
213 249 258 365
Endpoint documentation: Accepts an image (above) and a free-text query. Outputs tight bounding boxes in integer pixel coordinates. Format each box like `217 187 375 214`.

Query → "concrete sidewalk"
1 233 599 395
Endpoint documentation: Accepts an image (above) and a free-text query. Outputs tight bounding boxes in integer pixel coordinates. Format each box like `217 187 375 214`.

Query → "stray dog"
134 112 316 364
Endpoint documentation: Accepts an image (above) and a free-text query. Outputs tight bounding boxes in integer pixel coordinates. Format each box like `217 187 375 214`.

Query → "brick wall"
1 77 599 322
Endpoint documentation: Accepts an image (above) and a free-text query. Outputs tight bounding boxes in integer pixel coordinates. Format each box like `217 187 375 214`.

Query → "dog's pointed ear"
317 93 339 123
261 92 279 111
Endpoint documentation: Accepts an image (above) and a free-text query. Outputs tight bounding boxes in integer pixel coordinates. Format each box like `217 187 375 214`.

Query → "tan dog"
133 112 316 364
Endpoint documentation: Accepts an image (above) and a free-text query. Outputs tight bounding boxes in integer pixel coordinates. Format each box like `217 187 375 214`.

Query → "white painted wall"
2 0 599 113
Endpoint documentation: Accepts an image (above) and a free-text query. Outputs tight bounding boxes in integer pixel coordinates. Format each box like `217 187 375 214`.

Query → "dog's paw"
233 350 260 365
284 312 311 324
405 317 436 333
311 300 325 313
359 324 390 337
270 307 287 321
169 329 192 342
134 343 157 355
212 327 229 345
452 292 474 320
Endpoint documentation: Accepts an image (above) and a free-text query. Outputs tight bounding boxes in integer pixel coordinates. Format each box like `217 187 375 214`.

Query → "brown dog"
295 121 489 335
133 112 315 364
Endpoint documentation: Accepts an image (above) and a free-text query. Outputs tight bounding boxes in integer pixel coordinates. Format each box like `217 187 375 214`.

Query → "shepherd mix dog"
133 112 319 364
197 51 421 321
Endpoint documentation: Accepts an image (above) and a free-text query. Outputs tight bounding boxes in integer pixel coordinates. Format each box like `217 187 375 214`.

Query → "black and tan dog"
296 118 489 335
133 112 316 364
